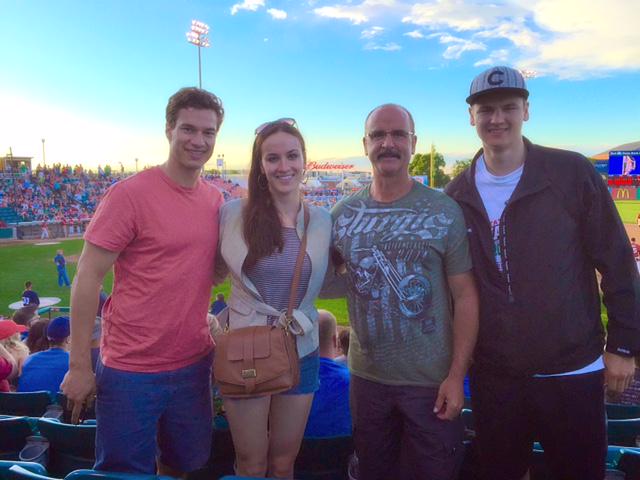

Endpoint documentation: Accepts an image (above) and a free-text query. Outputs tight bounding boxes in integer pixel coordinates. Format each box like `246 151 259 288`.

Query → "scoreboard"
609 151 640 176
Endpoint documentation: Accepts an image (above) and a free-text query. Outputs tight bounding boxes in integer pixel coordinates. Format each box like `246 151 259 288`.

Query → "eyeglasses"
366 129 414 143
254 117 298 135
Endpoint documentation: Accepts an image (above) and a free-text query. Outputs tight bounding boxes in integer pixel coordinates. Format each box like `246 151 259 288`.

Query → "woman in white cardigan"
215 119 331 478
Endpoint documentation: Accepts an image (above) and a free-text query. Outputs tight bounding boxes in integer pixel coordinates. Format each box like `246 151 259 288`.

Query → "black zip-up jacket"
445 138 640 377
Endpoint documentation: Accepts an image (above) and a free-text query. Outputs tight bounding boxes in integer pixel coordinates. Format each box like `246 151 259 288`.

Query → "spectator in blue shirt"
21 281 40 314
304 310 352 438
209 292 227 316
18 316 70 394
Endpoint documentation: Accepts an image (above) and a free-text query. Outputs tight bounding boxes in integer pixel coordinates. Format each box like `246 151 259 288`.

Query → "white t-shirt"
475 155 604 377
475 155 523 272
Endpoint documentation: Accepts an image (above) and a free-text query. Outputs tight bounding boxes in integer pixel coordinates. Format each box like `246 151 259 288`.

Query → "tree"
409 151 450 188
451 159 472 179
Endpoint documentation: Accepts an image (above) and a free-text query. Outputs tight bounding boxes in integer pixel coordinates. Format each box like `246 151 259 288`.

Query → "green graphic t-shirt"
331 181 471 386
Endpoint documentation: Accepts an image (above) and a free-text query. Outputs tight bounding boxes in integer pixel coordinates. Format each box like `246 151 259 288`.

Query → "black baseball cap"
466 66 529 105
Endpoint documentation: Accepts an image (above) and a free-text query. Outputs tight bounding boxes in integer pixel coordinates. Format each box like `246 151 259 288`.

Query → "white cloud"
474 48 510 66
474 20 538 48
404 30 425 39
313 0 401 25
521 0 640 78
230 0 265 15
400 0 640 78
361 26 384 39
267 8 288 20
314 5 369 24
435 34 486 59
364 41 402 51
402 0 525 31
308 0 639 78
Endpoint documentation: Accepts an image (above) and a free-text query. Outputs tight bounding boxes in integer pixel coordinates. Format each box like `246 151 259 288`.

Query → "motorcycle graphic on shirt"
334 200 455 339
352 245 431 318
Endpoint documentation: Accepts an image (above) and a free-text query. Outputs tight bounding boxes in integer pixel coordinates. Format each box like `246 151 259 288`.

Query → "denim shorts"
281 349 320 396
94 353 213 474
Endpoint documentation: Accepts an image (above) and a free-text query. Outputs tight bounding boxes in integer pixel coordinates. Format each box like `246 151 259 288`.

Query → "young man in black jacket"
445 65 640 480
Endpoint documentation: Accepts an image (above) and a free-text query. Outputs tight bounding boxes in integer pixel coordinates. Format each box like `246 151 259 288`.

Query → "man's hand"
433 375 464 421
61 367 96 424
604 352 636 393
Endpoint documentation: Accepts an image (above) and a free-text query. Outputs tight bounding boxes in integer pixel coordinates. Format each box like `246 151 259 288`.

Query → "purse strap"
286 203 310 321
221 202 310 333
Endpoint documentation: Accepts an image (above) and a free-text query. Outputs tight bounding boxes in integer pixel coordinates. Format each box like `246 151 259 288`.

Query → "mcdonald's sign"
613 188 635 200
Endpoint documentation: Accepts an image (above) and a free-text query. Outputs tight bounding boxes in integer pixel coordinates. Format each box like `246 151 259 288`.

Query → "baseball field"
0 238 350 325
1 199 635 324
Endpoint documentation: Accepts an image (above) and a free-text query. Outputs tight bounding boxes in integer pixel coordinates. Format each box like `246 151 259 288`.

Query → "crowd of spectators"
0 167 251 228
0 164 119 224
0 165 357 226
303 187 343 209
203 174 246 201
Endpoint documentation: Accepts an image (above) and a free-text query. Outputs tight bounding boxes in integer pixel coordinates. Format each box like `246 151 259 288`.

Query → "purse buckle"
241 368 257 379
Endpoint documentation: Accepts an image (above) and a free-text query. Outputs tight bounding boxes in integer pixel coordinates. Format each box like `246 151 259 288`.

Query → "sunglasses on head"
254 117 297 135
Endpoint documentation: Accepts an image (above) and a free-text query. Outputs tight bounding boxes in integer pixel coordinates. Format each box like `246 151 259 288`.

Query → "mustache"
376 148 401 160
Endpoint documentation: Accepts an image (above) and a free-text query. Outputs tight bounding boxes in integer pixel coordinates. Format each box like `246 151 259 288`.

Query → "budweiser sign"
307 161 354 170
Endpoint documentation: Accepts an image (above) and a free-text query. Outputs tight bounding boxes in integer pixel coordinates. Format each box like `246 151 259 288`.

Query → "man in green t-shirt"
329 104 479 480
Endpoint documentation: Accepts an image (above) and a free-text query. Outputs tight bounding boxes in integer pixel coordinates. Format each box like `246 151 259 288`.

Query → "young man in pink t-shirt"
62 87 225 476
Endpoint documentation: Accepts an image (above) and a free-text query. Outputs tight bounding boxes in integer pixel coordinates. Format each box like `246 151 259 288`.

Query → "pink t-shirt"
84 166 223 372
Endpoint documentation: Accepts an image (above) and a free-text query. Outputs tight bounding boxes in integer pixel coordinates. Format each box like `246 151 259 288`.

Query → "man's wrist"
445 367 467 382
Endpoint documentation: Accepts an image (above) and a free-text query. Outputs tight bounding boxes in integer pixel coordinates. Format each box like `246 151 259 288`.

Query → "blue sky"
1 0 638 171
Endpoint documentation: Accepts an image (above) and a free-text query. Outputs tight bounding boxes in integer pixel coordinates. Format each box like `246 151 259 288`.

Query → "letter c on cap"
488 70 504 86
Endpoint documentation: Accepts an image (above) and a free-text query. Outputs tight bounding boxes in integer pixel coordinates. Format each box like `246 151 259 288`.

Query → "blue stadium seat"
608 418 640 447
0 393 53 418
6 465 59 480
617 448 640 480
65 469 173 480
218 477 272 480
461 408 475 439
294 436 353 480
0 417 34 460
607 403 640 420
0 461 47 480
36 419 96 477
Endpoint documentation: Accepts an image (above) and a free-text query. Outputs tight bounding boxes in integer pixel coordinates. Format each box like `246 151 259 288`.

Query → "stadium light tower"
41 138 46 168
186 20 211 89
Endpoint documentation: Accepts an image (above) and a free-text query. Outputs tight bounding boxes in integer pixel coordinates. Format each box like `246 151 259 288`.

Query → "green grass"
615 200 640 224
0 239 350 325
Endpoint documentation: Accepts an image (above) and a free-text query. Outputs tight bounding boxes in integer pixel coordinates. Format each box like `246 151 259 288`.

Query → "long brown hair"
243 121 307 268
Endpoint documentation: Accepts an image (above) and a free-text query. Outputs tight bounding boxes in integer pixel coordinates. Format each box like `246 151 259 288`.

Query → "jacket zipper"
498 204 515 303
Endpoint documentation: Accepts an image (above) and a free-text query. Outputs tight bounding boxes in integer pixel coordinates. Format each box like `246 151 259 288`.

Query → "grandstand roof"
591 141 640 160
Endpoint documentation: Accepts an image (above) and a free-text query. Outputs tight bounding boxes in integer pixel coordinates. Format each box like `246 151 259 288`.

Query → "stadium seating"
607 403 640 420
6 465 58 480
617 449 640 479
0 417 34 461
0 207 22 225
608 418 640 447
294 436 354 480
461 408 475 439
66 470 174 480
36 419 96 477
0 461 47 480
0 393 54 418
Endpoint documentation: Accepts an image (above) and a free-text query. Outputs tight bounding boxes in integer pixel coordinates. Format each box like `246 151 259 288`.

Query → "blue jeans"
94 354 213 473
57 269 70 287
